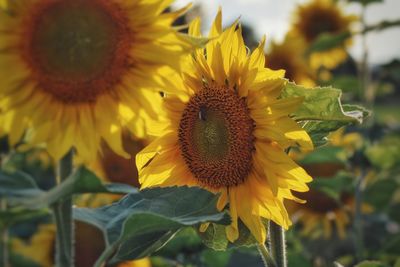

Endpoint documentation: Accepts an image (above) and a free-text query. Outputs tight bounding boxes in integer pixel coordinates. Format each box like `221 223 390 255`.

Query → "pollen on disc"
178 85 255 189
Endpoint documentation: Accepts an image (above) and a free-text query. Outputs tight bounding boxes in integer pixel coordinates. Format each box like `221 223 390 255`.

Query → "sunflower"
290 0 356 69
289 174 372 239
0 0 197 161
290 187 351 239
266 36 316 87
12 223 152 267
136 10 314 244
12 224 56 267
91 131 148 188
289 128 371 239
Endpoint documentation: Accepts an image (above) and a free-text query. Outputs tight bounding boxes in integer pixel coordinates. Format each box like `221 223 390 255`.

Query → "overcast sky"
172 0 400 65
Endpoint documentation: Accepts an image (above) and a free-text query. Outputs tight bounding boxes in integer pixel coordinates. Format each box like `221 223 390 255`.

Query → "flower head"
290 0 357 69
137 10 314 243
266 36 316 87
0 0 195 161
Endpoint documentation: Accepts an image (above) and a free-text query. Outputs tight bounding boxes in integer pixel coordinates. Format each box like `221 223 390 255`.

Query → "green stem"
359 6 372 108
268 221 287 267
1 199 9 267
257 243 277 267
354 170 366 261
53 151 74 267
93 242 119 267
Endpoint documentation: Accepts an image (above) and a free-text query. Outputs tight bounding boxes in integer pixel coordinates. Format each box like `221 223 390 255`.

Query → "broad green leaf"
73 186 230 263
282 83 369 147
354 261 388 267
17 167 137 209
0 170 43 201
307 31 351 53
157 227 202 257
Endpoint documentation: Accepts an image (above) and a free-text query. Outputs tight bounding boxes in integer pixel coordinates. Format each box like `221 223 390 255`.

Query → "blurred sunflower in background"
290 188 352 239
289 128 372 239
290 0 357 70
91 131 148 188
12 222 151 267
0 0 196 161
137 10 314 244
266 36 316 87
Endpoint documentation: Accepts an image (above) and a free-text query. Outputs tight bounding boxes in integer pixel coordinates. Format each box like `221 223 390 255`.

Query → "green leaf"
199 219 268 251
17 167 137 209
0 208 49 227
73 186 230 264
282 83 369 147
364 179 398 209
300 146 346 165
287 251 312 267
366 134 400 170
307 31 351 53
321 75 361 94
199 223 229 251
0 170 43 201
348 0 383 6
202 249 233 267
226 248 264 267
157 227 202 257
309 172 355 201
354 261 388 267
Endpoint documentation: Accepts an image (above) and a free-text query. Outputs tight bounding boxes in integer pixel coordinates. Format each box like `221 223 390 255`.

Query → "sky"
172 0 400 65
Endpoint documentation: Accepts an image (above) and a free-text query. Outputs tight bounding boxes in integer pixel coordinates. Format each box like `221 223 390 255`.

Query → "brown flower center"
178 84 255 189
300 6 343 42
21 0 132 103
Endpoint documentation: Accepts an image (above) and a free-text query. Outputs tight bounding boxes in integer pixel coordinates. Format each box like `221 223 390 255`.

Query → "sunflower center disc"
178 85 255 189
23 0 131 103
303 9 341 42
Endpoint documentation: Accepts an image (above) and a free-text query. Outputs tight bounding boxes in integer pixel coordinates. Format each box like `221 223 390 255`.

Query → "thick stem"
268 221 287 267
53 151 74 267
257 243 277 267
1 199 9 267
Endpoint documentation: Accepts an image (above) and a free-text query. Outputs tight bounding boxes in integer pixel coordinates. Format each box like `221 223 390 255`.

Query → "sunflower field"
0 0 399 266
